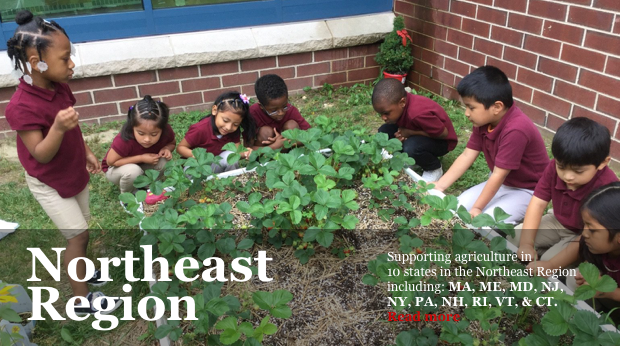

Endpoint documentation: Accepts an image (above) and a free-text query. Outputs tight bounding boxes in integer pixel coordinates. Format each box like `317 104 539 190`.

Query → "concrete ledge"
0 12 394 88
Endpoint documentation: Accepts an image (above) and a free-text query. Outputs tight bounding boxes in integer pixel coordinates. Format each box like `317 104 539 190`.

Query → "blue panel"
282 0 392 20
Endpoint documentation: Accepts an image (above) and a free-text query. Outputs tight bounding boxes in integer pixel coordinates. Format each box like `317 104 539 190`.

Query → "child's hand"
142 153 160 165
241 148 253 160
53 107 79 133
470 207 482 218
517 244 538 262
575 270 585 286
85 153 101 174
158 148 172 160
394 130 405 142
264 128 285 146
526 260 549 277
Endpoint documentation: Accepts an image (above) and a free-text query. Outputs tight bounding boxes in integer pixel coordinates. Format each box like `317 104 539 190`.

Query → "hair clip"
240 94 249 104
129 105 134 111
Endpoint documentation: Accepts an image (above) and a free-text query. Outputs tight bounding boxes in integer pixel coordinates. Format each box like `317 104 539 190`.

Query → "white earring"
37 61 48 72
26 62 32 74
23 74 33 86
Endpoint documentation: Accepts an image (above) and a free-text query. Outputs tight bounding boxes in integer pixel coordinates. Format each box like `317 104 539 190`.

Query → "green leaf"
342 215 358 229
252 291 273 310
61 328 75 343
198 243 216 260
154 324 174 339
216 238 236 254
580 262 601 287
541 307 570 336
216 316 239 331
205 298 230 316
271 305 293 319
572 310 601 336
362 274 378 286
472 213 496 228
237 238 254 250
219 329 242 345
600 331 620 346
573 284 597 301
594 275 618 292
316 231 334 247
492 207 511 222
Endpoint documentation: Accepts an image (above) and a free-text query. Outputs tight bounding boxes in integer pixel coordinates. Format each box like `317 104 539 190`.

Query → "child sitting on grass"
372 78 457 181
432 66 550 224
511 117 618 262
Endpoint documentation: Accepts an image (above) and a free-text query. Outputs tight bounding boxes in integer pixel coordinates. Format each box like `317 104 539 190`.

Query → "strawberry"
416 248 423 254
525 324 533 333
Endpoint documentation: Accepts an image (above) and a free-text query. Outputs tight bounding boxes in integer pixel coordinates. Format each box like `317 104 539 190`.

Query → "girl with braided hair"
101 96 176 205
5 10 122 315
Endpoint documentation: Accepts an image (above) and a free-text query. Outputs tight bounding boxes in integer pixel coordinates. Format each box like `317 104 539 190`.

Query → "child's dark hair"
457 65 513 109
372 78 407 105
211 91 256 141
579 182 620 273
552 117 610 167
120 95 170 141
6 10 69 74
255 74 288 105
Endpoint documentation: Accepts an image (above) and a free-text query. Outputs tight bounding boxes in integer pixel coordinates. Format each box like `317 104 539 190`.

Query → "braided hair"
209 91 256 142
6 10 69 74
120 95 170 141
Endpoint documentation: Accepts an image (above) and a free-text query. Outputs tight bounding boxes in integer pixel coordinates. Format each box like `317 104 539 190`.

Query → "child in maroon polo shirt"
372 78 457 181
249 74 310 150
4 10 121 315
512 118 618 262
433 66 550 224
177 91 254 173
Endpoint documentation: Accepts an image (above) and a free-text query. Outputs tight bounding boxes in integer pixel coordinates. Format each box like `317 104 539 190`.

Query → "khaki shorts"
25 172 89 239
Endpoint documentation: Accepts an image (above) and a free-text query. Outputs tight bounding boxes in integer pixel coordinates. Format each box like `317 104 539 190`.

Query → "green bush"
375 16 415 75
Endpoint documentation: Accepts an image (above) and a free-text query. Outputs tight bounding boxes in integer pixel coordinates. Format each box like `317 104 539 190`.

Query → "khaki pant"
508 214 579 261
25 172 89 239
105 158 168 193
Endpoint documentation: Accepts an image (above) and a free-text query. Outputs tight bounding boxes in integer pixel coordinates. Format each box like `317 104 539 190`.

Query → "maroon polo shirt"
183 116 242 156
101 124 176 172
534 159 618 232
396 93 458 151
249 103 310 132
602 254 620 284
466 104 549 190
5 79 88 198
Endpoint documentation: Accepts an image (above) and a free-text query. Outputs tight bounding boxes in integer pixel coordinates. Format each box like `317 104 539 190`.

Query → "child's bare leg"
65 231 90 298
256 126 276 146
282 120 300 131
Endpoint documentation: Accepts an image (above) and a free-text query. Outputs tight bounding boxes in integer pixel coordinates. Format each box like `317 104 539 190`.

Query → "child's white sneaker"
74 292 122 316
421 166 443 182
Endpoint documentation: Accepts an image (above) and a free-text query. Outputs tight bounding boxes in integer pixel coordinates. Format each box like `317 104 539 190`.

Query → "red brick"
421 49 445 67
611 140 620 160
436 11 461 29
297 62 330 77
94 87 137 103
495 0 527 12
162 92 202 107
553 80 596 108
184 104 213 113
543 21 584 46
181 77 221 92
203 88 228 103
415 6 436 22
458 48 486 67
580 69 620 99
444 58 470 76
442 85 460 100
606 57 620 78
538 57 578 82
413 34 435 50
523 35 562 58
422 22 448 40
568 7 614 31
466 0 492 4
278 52 313 66
0 87 16 102
451 1 476 18
222 72 259 87
561 45 606 72
594 0 620 11
486 57 518 79
584 31 620 56
477 6 508 26
407 71 421 86
69 76 113 92
158 66 199 81
75 103 118 119
314 72 347 86
139 81 180 96
113 71 157 86
503 47 537 69
518 102 547 125
315 48 348 62
332 58 365 72
366 56 380 68
517 68 553 92
403 0 450 11
241 57 276 71
420 74 442 95
433 40 458 58
447 30 474 48
532 91 572 117
395 1 415 16
259 67 295 79
200 61 239 76
119 99 141 112
240 84 255 98
474 38 503 58
491 26 524 47
98 115 125 124
462 18 491 37
597 95 620 118
348 67 382 81
547 114 567 131
511 81 533 102
412 45 424 60
403 16 420 33
414 59 433 77
74 92 92 106
431 67 456 85
349 44 380 57
507 13 543 35
573 106 618 134
528 0 567 22
284 77 314 91
555 0 593 5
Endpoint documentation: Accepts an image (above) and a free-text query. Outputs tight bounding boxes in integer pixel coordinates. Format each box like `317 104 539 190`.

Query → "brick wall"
0 43 380 139
395 0 620 160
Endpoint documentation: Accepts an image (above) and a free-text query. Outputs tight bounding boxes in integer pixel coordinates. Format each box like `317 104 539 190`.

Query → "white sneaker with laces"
74 291 122 316
421 166 443 182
